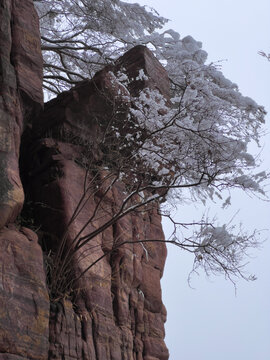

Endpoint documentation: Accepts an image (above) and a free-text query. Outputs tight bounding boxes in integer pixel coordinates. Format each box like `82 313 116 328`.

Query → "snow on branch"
35 0 268 289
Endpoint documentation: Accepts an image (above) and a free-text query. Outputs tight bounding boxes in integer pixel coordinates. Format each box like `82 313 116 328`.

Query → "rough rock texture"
0 0 43 229
0 1 170 357
0 1 49 360
23 45 169 360
0 226 49 359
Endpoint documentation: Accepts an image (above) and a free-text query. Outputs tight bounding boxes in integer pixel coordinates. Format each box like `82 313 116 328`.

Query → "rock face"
0 1 49 360
0 226 49 360
0 0 43 228
0 2 170 359
25 45 169 360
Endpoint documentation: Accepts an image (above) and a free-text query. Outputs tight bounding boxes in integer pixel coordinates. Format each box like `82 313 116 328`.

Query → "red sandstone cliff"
0 1 169 359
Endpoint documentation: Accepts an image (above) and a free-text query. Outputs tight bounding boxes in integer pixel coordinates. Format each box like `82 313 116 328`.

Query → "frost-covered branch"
35 0 167 94
36 0 268 301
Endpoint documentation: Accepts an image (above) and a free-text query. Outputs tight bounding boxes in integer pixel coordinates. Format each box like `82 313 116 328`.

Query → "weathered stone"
0 2 49 360
23 46 170 359
11 0 43 105
0 0 43 229
0 5 170 354
115 45 171 100
0 227 49 360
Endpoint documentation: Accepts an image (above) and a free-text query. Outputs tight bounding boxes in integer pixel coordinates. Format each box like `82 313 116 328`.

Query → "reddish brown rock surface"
0 1 170 357
24 45 169 360
0 2 49 360
0 226 49 359
0 0 43 229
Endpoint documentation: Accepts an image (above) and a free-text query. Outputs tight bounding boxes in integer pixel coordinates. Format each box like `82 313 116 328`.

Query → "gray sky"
135 0 270 359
